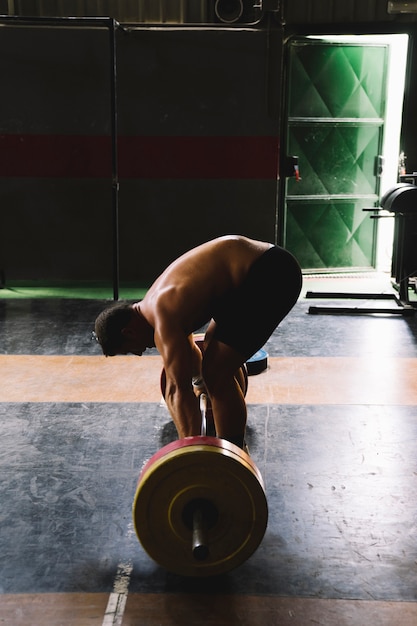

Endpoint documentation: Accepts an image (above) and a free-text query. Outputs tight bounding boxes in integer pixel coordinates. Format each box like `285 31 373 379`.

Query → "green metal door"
283 39 388 271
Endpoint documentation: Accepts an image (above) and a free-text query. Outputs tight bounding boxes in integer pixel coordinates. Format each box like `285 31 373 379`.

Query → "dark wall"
2 7 417 285
115 27 282 282
0 21 282 285
0 23 113 283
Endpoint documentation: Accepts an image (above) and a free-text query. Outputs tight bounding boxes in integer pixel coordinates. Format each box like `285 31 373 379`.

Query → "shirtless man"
94 235 302 449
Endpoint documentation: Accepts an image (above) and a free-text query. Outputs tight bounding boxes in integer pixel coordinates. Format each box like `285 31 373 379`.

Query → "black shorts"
211 246 302 360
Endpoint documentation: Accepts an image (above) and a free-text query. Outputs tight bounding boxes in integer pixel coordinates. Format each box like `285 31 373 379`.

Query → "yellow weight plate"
132 437 268 577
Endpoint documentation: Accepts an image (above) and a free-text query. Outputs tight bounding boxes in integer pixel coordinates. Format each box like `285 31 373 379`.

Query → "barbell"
132 333 267 576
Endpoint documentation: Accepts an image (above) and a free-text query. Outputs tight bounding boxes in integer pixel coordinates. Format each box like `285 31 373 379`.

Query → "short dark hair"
94 303 134 356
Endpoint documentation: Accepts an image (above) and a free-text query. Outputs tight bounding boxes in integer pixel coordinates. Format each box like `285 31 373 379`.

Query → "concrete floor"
1 274 417 624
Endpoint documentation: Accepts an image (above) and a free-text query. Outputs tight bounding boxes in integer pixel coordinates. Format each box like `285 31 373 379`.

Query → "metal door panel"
284 40 388 270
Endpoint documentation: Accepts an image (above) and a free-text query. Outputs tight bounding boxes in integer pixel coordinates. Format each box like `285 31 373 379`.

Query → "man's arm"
155 326 203 439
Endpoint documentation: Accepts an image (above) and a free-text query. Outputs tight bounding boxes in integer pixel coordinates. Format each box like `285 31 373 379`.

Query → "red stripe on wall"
118 136 279 179
0 134 112 178
0 134 279 179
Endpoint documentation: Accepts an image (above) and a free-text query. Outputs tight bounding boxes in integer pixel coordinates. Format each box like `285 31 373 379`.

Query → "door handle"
284 155 301 180
375 155 384 177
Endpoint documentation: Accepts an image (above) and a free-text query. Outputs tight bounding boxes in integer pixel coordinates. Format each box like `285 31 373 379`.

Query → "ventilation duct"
3 0 266 24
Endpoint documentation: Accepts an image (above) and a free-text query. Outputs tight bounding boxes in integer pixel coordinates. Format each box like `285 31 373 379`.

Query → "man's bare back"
139 235 272 335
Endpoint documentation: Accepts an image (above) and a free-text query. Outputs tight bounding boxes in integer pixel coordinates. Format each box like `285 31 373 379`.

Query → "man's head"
94 303 135 356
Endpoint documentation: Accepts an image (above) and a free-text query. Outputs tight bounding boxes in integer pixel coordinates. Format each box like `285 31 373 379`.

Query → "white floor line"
102 561 133 626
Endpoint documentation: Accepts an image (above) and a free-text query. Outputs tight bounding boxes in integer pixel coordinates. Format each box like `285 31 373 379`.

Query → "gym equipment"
133 334 267 576
246 348 268 375
307 183 417 316
132 432 268 577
